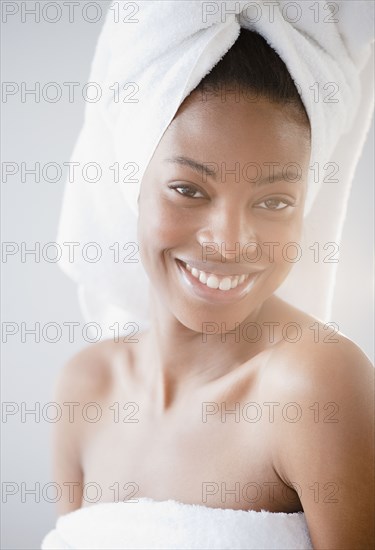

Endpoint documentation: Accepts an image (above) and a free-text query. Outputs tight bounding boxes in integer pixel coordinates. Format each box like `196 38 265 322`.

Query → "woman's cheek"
138 194 190 272
257 216 303 268
151 199 188 244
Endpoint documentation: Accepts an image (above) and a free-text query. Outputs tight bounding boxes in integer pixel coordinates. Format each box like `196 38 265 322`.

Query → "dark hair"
193 28 310 130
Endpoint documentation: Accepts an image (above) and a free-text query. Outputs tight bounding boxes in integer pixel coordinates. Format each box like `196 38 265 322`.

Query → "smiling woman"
42 1 374 549
138 91 309 331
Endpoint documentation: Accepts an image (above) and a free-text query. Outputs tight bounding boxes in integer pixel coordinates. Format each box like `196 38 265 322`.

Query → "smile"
184 261 249 290
175 259 262 303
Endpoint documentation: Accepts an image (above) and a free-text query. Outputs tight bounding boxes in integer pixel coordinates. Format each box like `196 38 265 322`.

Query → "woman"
42 3 374 549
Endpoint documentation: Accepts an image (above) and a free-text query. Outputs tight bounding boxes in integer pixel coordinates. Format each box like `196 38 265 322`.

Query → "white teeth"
182 261 252 292
199 272 207 284
207 275 219 289
230 277 238 289
219 277 232 291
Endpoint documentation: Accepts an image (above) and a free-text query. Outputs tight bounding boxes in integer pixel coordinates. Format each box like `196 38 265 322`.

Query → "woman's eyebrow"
164 155 218 180
163 155 296 186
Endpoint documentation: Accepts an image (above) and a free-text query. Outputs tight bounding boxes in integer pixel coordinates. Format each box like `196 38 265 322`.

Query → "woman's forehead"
154 94 311 170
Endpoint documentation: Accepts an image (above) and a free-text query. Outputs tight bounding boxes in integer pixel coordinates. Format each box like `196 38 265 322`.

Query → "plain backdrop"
1 4 374 549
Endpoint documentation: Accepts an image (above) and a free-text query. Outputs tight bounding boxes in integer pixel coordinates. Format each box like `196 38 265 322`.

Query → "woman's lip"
175 259 261 303
176 258 255 277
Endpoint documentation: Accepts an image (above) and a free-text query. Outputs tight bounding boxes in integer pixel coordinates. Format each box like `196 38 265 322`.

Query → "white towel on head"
41 497 313 549
56 0 374 334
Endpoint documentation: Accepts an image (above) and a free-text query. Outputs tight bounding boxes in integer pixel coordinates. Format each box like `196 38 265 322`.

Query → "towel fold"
41 497 313 550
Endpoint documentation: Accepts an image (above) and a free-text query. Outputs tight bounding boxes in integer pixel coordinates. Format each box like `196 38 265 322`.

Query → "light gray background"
1 3 374 549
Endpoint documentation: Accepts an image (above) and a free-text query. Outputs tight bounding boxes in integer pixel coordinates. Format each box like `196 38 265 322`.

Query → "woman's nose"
197 203 257 262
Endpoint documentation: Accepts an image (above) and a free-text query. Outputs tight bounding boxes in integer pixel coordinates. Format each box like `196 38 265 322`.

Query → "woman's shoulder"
261 297 374 406
54 338 136 404
259 301 374 548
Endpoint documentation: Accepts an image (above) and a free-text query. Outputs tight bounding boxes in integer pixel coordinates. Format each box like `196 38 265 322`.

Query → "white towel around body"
41 498 313 550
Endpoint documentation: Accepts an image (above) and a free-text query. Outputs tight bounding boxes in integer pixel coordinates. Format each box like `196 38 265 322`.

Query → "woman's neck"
137 293 274 413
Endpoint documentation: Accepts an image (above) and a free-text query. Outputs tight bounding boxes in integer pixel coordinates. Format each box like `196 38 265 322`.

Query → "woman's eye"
168 184 206 199
255 197 294 211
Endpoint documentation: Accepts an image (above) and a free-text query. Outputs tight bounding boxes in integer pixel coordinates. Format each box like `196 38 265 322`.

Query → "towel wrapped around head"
56 0 374 334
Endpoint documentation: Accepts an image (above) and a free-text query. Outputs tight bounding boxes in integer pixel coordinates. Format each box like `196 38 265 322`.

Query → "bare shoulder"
260 299 374 548
260 299 374 446
260 298 374 454
52 338 136 514
262 298 374 395
54 338 134 404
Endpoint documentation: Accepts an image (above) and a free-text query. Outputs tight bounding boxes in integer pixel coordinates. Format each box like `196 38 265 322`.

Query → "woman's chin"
168 302 262 336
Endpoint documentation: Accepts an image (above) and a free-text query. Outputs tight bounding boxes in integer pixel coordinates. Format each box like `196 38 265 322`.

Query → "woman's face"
138 91 311 332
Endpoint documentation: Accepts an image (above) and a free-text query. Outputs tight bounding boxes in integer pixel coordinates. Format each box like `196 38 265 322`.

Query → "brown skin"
52 93 374 549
